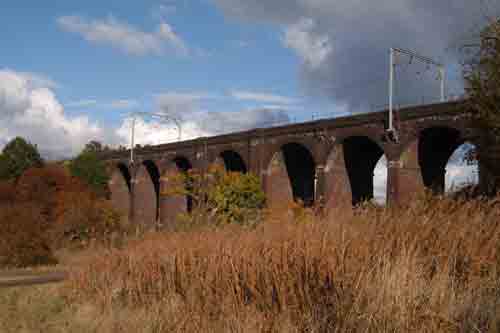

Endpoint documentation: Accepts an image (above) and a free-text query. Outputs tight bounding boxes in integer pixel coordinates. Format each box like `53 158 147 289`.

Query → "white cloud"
283 18 332 69
115 91 291 147
230 90 300 105
214 0 500 110
57 15 188 56
0 69 119 158
445 144 479 192
373 155 387 205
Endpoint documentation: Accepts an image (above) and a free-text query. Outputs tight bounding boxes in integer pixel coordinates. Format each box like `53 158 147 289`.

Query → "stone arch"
261 137 323 178
418 127 465 193
394 126 472 204
342 136 385 205
219 150 247 173
109 162 131 223
133 160 160 226
266 142 316 208
160 156 193 227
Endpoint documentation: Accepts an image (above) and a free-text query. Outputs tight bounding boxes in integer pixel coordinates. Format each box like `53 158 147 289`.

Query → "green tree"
0 137 44 181
208 170 266 224
83 140 111 154
464 19 500 193
69 144 109 196
162 165 266 226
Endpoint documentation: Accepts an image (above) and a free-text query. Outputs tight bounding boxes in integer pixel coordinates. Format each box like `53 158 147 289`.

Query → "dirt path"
0 271 67 288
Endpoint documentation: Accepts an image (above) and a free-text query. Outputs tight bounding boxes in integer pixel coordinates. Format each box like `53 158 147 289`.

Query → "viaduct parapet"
102 101 483 227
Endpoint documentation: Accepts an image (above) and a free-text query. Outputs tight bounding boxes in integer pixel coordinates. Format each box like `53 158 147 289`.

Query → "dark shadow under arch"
281 143 316 207
117 163 131 192
343 136 384 206
220 150 247 173
173 156 193 212
142 160 161 220
419 127 463 193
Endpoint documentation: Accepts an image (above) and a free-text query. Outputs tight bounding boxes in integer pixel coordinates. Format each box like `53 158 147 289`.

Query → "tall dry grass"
66 195 500 332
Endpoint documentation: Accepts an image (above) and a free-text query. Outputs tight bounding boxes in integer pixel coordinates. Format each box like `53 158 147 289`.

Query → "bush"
0 202 57 268
0 180 16 203
69 149 109 197
0 137 43 181
51 197 123 248
162 164 266 226
15 165 88 223
208 169 266 224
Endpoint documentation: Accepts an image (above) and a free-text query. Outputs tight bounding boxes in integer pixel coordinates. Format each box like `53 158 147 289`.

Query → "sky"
1 0 496 198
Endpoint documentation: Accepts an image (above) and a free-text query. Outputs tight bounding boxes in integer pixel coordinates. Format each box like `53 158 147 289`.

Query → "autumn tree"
464 18 500 193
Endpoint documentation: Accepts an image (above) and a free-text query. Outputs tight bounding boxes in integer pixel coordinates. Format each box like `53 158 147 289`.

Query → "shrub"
69 150 109 197
0 180 16 203
0 202 57 268
208 169 266 224
0 137 43 181
51 197 123 249
162 164 266 226
15 165 84 223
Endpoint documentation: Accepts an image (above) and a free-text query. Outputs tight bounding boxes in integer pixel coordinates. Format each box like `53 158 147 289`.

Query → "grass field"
1 195 500 332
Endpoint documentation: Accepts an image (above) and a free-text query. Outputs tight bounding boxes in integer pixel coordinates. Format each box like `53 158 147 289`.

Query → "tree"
83 140 111 154
463 18 500 193
0 137 44 181
162 164 266 226
69 143 109 196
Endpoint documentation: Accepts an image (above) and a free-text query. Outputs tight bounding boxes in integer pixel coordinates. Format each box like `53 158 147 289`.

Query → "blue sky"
2 0 318 129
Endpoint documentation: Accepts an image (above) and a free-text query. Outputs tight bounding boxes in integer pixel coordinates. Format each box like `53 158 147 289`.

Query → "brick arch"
159 155 193 227
325 135 386 207
398 121 470 155
265 141 317 208
334 129 385 152
261 136 323 175
207 146 249 171
108 162 132 223
393 125 475 203
215 150 248 173
133 160 160 227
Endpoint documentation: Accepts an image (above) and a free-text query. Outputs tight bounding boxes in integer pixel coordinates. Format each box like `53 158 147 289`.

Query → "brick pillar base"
324 145 352 215
388 141 425 206
265 151 293 210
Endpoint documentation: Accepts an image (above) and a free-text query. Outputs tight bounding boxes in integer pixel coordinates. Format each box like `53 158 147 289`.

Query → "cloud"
373 156 387 205
0 69 120 158
66 98 139 110
116 91 291 146
230 90 300 105
445 143 479 192
213 0 500 111
283 18 332 69
57 15 188 56
446 163 479 192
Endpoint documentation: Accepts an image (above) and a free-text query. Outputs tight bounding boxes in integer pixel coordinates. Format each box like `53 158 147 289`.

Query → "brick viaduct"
102 101 483 227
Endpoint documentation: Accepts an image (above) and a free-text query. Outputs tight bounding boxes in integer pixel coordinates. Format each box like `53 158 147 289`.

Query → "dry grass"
52 195 500 332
